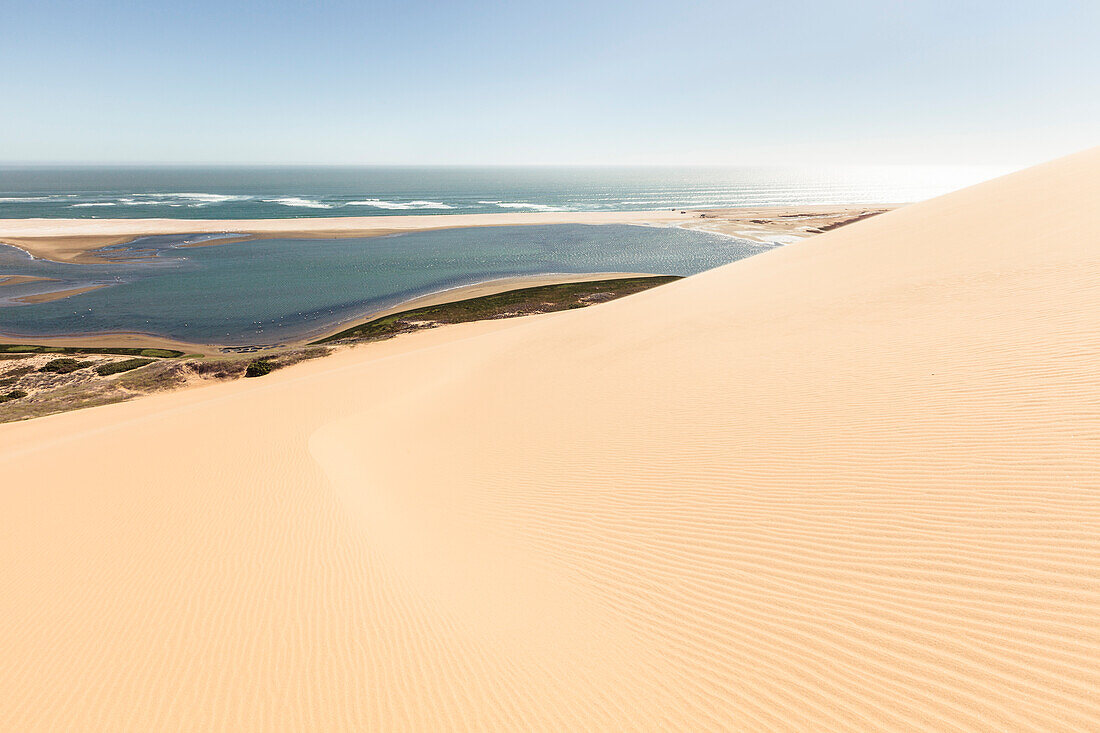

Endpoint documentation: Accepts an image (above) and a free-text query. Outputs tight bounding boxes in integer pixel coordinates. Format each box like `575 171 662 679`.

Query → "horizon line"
0 160 1023 170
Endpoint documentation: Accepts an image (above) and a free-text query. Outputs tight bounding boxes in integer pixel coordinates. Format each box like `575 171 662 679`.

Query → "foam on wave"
263 197 335 209
492 202 569 211
162 193 249 203
346 199 455 210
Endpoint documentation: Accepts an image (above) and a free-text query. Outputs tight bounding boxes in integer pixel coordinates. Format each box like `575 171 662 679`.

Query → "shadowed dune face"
1 148 1099 730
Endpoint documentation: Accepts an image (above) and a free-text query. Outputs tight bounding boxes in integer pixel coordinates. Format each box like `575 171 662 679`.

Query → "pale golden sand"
1 149 1098 730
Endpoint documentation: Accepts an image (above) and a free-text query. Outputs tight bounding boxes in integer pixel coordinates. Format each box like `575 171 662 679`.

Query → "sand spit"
675 204 894 242
0 210 690 263
0 275 56 287
0 205 892 263
10 283 111 304
306 270 656 342
1 148 1098 730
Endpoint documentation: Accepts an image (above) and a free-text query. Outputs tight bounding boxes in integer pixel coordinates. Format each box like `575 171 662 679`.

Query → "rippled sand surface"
1 148 1098 731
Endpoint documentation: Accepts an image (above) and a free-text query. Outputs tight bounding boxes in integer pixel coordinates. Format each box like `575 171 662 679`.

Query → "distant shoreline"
0 205 896 264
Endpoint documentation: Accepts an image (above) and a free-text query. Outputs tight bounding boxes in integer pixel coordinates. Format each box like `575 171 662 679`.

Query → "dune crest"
1 147 1098 730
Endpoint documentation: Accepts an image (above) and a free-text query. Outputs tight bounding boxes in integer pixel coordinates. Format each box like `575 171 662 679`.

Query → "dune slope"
1 148 1098 731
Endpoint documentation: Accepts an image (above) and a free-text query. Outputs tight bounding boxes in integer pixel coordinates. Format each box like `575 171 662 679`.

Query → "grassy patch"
95 358 155 376
39 358 94 374
115 361 191 392
182 358 251 380
0 383 129 422
313 275 681 345
0 365 34 387
134 348 183 358
0 344 184 358
0 347 330 423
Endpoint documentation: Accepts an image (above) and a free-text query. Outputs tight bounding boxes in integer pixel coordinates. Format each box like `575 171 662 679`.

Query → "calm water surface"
0 224 771 345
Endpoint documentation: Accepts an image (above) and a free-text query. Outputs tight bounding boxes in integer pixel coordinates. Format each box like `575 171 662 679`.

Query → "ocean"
0 165 1010 219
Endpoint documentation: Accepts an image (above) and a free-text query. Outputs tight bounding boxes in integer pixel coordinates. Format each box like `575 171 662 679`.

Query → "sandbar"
10 283 111 304
0 205 895 263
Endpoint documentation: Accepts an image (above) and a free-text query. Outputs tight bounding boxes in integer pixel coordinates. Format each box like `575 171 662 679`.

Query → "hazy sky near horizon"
1 0 1096 166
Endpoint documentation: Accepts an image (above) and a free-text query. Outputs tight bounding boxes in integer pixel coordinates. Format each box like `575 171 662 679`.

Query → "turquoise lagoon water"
0 225 770 345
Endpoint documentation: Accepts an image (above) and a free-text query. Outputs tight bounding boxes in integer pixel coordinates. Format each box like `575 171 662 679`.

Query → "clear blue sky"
2 0 1096 165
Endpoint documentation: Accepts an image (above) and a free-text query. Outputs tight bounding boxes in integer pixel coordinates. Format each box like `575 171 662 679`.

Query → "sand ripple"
1 148 1098 730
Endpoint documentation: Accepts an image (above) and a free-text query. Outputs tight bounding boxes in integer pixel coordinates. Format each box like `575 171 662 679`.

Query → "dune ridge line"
0 147 1098 730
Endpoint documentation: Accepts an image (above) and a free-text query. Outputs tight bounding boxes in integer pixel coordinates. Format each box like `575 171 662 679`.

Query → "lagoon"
0 224 770 345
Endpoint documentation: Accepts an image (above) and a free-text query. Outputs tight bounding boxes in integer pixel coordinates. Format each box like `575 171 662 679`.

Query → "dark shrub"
95 358 155 376
39 358 93 374
0 389 28 403
245 359 274 378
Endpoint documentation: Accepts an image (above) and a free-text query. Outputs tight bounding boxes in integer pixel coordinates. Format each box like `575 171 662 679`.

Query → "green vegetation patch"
0 345 66 353
313 275 682 345
134 348 183 358
0 344 184 358
244 359 274 378
39 358 94 374
0 389 28 403
95 358 155 376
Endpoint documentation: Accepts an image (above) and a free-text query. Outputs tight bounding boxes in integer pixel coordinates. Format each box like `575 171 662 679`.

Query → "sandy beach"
1 147 1097 731
0 205 893 263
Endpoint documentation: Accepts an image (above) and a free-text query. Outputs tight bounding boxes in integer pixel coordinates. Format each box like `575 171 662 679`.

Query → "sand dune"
1 147 1098 730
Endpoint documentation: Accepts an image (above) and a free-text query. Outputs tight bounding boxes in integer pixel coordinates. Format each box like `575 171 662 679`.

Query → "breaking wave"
346 199 455 210
492 202 569 212
263 197 335 209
